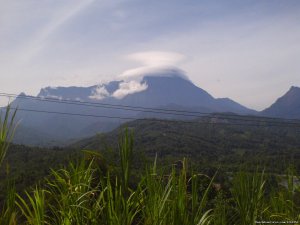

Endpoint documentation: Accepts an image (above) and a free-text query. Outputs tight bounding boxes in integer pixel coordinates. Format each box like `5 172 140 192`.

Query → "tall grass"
119 129 133 197
0 104 17 167
16 188 47 225
13 130 217 224
0 105 18 225
0 182 17 225
1 127 300 224
231 170 266 224
139 158 213 225
267 167 300 222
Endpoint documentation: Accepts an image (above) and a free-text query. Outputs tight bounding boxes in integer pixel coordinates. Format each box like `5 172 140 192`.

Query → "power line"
1 92 300 126
0 92 290 120
2 93 300 127
9 107 300 128
0 93 212 117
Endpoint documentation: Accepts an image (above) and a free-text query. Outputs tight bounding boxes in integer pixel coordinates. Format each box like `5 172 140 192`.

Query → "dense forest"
75 116 300 173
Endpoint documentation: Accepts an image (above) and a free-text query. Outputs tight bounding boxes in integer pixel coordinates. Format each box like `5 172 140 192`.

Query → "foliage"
0 104 17 167
0 130 299 224
231 170 266 224
2 130 216 224
73 118 300 173
1 112 300 224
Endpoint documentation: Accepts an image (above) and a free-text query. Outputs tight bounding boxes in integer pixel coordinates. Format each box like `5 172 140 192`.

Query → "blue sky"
1 0 300 110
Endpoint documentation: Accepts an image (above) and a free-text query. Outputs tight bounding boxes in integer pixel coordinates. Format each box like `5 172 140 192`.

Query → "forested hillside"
3 115 300 197
74 117 300 173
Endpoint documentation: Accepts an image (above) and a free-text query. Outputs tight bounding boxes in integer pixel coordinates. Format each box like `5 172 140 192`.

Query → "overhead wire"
6 107 300 128
1 92 300 126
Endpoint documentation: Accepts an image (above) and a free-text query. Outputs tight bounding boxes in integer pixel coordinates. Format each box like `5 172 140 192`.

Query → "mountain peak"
281 86 300 100
262 86 300 118
288 85 300 93
18 92 26 97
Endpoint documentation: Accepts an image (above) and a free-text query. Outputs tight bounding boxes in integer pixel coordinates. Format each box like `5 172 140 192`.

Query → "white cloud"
89 85 110 100
119 51 189 81
120 65 189 81
127 51 185 67
112 80 148 99
89 79 148 100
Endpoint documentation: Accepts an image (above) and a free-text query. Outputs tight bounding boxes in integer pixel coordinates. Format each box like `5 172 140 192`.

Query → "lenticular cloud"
127 51 185 67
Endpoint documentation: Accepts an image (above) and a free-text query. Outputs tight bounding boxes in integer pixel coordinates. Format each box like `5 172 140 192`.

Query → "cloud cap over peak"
120 51 189 81
119 66 189 81
127 51 185 67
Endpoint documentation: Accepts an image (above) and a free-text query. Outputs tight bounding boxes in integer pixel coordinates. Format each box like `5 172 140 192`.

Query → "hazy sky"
1 0 300 110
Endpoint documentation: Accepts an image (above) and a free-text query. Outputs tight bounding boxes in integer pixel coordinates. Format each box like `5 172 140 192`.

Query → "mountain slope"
262 86 300 119
120 75 215 107
118 75 255 114
72 117 300 172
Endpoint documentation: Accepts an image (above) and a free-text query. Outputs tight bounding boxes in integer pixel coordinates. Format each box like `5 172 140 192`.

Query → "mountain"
118 75 255 114
8 71 256 145
262 86 300 119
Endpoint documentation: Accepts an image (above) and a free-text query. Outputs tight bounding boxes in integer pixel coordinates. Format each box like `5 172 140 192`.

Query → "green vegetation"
3 116 300 195
1 107 300 224
0 132 300 224
0 104 17 167
0 145 79 199
75 118 300 173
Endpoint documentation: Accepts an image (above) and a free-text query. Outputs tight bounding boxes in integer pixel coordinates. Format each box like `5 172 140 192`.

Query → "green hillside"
73 117 300 173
